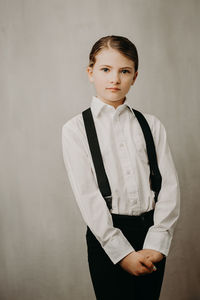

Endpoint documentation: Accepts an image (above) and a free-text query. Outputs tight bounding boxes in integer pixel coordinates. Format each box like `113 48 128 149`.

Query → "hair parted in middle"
88 35 139 72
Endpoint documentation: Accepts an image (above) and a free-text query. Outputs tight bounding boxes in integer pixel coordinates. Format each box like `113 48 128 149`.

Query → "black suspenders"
82 108 112 209
82 107 162 210
132 109 162 204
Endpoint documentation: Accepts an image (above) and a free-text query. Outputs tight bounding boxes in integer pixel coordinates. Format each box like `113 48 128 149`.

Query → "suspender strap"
132 109 162 202
82 108 112 209
82 107 162 209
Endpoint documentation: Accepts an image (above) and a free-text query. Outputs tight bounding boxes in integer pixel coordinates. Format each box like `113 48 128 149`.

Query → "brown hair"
88 35 139 72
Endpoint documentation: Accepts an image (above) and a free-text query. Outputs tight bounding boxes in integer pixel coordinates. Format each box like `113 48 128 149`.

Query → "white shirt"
62 95 180 264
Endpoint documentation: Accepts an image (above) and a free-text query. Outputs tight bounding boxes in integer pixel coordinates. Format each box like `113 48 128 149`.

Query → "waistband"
111 209 154 227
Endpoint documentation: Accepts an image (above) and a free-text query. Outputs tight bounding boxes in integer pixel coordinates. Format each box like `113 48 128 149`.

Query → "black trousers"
86 210 166 300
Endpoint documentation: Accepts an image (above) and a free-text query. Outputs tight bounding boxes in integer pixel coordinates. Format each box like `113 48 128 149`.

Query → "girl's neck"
96 96 126 109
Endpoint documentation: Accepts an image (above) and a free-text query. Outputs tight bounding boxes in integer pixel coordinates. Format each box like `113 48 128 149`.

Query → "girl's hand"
118 251 157 276
137 249 164 264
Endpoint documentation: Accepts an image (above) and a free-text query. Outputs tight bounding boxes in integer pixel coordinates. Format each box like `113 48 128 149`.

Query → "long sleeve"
62 122 134 264
142 117 180 256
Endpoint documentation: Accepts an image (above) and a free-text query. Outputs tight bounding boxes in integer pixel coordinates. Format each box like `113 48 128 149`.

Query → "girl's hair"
88 35 139 72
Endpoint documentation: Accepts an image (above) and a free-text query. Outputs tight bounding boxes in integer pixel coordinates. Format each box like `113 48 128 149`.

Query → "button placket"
114 118 129 161
117 119 137 179
114 113 138 193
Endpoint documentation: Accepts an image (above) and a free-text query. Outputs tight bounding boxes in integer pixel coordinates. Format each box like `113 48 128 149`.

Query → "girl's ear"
87 67 94 83
131 71 138 85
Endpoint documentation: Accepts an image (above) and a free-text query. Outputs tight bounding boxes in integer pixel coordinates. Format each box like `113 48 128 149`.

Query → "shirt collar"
90 95 134 118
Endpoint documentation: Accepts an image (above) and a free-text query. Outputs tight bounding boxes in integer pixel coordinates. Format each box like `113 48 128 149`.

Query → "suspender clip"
104 195 112 210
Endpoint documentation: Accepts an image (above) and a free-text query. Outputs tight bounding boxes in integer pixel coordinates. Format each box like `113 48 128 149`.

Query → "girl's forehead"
96 48 124 58
95 48 134 67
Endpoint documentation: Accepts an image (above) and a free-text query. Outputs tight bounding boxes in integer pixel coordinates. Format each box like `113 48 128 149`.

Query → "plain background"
0 0 200 299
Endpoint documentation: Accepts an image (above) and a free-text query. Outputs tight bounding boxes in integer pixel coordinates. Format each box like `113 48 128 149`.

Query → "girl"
62 35 180 299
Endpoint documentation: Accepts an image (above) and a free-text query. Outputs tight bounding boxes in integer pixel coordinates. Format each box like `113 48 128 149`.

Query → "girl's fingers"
141 257 156 272
138 265 153 275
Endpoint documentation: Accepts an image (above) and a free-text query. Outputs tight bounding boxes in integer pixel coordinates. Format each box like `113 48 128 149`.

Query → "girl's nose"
109 72 121 84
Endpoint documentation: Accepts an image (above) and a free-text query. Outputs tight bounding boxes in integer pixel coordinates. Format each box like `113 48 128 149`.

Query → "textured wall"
0 0 199 299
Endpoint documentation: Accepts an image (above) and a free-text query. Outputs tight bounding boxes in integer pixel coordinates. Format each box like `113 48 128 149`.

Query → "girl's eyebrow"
99 64 133 70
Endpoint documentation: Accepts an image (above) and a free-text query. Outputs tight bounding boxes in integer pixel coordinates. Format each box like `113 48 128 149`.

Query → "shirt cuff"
142 230 173 257
102 230 135 264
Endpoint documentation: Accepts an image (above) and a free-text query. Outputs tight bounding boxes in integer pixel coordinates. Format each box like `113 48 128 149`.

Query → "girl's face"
87 47 138 108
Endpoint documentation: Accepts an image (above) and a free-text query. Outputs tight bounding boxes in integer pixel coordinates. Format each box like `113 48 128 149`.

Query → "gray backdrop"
0 0 200 299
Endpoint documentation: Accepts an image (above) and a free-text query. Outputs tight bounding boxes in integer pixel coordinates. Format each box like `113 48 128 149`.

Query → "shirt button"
126 170 131 175
120 143 124 147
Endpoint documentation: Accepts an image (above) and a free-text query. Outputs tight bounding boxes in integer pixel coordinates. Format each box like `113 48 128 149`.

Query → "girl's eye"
101 68 109 72
121 70 130 74
100 68 130 74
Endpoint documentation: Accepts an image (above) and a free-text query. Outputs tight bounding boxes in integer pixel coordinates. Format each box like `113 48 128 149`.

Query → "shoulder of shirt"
62 109 166 135
137 111 163 126
62 112 85 137
135 111 166 137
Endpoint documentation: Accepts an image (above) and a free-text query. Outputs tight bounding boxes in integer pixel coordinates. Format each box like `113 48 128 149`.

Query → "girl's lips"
107 88 120 91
